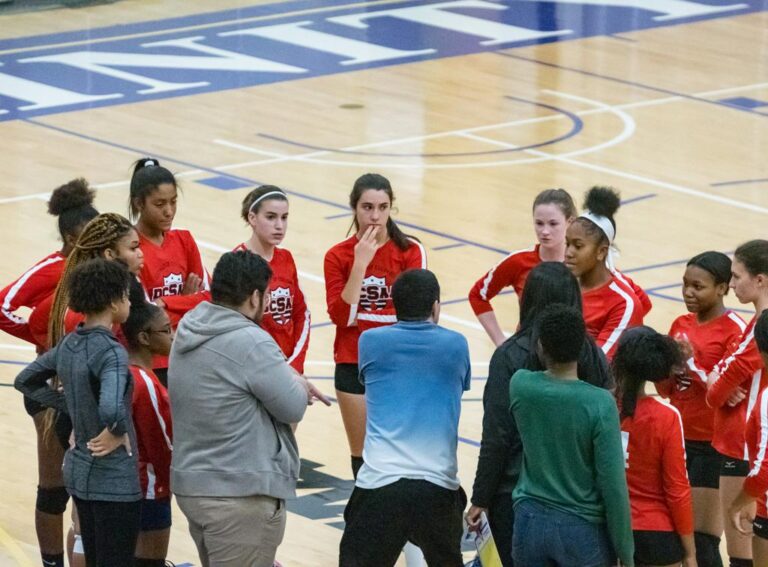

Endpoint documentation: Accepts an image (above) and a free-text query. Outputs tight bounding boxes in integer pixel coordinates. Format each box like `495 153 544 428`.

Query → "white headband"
248 190 287 213
143 159 157 167
579 211 619 270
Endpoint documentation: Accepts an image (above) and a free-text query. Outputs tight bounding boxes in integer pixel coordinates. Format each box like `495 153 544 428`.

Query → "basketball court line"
496 51 768 119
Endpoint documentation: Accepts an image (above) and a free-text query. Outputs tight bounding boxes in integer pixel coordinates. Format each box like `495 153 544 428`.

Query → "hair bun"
48 178 96 216
583 186 621 219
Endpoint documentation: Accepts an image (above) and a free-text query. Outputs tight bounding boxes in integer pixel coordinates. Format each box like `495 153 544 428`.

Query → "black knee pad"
729 559 753 567
694 532 723 567
36 486 69 515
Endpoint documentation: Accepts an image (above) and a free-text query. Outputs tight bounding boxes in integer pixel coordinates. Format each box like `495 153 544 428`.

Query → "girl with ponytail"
1 179 98 567
129 158 209 383
468 188 577 346
324 173 426 478
706 239 768 566
614 327 696 567
564 186 647 359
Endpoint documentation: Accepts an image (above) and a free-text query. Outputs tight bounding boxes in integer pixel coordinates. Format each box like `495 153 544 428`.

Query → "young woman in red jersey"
615 327 696 567
564 186 647 360
29 213 144 567
1 180 98 567
729 310 768 566
234 186 310 374
706 240 768 567
468 188 577 346
130 158 209 384
324 173 426 478
0 179 98 351
122 300 174 567
658 251 746 566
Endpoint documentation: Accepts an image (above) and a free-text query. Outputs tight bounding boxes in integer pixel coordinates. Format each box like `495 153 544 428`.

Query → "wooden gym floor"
0 0 766 564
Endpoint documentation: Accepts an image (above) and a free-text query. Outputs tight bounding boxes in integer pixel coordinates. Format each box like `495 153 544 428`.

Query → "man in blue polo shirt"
339 268 471 567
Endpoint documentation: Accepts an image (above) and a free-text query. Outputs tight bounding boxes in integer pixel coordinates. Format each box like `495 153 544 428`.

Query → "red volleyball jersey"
0 252 65 347
324 235 426 364
707 317 768 460
467 245 540 315
746 385 768 516
28 292 85 350
233 244 310 373
130 365 173 500
621 397 693 535
612 269 653 317
582 275 645 360
664 311 747 441
138 229 209 368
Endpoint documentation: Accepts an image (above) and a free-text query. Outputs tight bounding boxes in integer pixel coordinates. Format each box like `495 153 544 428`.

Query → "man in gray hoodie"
169 250 328 567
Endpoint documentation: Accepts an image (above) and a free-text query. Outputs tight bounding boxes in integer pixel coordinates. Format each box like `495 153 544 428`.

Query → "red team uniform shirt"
661 311 746 442
139 229 209 368
621 397 694 535
233 244 310 373
324 236 426 364
468 245 540 315
130 365 173 501
0 252 65 348
745 384 768 517
707 317 768 460
582 274 647 360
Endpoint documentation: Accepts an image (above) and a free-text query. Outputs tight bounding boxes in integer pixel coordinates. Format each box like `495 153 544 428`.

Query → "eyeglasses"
145 325 172 336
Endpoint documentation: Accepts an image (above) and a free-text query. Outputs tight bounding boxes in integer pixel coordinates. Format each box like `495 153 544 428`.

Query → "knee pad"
729 559 753 567
134 559 165 567
36 486 69 515
694 532 723 567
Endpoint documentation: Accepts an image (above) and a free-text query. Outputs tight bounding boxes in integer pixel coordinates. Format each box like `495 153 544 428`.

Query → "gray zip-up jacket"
15 326 141 502
169 301 308 500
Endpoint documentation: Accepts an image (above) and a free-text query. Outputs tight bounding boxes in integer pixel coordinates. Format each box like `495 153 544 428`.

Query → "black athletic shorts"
335 363 365 395
153 367 168 389
686 440 721 489
720 453 750 477
23 395 45 417
633 530 685 566
754 515 768 540
340 479 467 567
140 498 172 531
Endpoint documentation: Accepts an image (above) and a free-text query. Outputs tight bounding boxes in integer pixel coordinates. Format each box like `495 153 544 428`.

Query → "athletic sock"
729 559 753 567
351 455 364 479
694 532 723 567
41 553 64 567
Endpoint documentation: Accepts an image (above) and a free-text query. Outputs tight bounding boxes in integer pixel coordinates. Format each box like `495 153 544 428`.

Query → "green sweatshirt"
509 369 634 567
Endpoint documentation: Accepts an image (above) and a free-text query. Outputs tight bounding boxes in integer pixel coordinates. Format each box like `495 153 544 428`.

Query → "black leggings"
72 496 141 567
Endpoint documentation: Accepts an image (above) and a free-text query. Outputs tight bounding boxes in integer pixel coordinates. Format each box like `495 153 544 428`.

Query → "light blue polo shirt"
356 320 471 490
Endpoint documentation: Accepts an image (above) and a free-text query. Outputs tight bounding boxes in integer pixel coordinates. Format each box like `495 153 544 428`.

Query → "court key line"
2 80 764 206
211 80 768 170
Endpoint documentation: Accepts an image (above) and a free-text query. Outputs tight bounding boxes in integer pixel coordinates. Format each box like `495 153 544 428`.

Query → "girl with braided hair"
1 179 98 567
26 212 143 567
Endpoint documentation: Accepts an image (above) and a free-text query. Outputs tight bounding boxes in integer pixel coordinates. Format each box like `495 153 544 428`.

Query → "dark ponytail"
129 158 177 221
613 326 682 419
574 185 621 244
348 173 414 251
47 178 98 242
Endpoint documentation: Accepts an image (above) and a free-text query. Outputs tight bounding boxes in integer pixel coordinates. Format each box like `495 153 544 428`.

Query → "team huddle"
3 159 768 567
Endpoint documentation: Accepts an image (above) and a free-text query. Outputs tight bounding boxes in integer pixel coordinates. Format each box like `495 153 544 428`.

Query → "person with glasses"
122 298 174 567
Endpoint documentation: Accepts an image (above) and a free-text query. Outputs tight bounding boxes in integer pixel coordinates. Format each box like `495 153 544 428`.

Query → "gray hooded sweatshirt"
169 301 307 500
